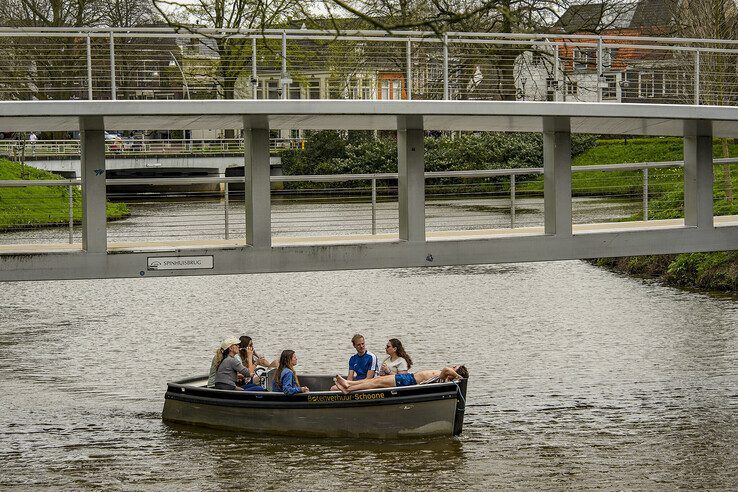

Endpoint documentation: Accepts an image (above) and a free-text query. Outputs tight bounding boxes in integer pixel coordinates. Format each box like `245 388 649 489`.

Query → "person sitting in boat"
347 334 378 381
272 349 309 395
333 365 468 394
207 338 232 388
239 335 278 370
378 338 412 376
213 338 253 391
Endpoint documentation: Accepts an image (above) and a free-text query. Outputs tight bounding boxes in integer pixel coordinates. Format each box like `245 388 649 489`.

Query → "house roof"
629 0 678 28
556 4 608 32
554 0 684 34
555 3 637 33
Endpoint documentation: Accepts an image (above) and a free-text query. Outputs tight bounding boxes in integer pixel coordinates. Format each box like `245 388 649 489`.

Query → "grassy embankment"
0 158 129 231
545 137 738 291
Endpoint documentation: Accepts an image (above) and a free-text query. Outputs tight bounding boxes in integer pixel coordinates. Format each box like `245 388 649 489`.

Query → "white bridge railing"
2 159 736 245
1 27 737 106
0 138 301 157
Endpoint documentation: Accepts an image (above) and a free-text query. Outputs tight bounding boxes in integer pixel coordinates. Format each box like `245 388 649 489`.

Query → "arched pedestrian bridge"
0 100 736 281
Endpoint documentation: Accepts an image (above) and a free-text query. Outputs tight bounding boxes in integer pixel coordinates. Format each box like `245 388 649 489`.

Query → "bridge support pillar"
80 116 107 253
543 117 572 236
398 115 425 242
244 116 271 248
683 120 714 229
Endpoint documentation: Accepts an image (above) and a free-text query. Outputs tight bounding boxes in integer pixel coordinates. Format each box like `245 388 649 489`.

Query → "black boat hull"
163 375 468 439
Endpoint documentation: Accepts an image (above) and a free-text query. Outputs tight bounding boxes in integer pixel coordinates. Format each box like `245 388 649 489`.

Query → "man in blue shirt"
347 334 378 381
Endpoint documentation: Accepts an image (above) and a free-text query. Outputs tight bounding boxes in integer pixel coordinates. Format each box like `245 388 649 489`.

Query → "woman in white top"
379 338 412 375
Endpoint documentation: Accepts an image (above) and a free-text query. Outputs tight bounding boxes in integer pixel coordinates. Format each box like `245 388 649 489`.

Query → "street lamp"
168 51 190 99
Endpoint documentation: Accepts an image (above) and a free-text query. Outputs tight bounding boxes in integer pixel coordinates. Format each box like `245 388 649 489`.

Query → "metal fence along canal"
2 159 737 246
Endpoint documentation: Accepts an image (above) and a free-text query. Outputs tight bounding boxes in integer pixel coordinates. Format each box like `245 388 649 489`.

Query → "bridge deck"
2 216 736 255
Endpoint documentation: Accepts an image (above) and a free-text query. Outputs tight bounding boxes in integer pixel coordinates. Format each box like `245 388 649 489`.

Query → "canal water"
0 260 736 489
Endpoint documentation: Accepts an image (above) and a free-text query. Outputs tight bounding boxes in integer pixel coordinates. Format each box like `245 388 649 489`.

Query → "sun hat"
220 337 240 350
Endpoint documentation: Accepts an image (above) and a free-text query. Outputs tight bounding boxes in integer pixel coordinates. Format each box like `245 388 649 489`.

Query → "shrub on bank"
279 130 597 191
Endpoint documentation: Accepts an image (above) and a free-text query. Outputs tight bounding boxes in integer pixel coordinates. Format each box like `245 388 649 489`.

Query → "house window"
566 80 578 96
573 48 594 70
362 84 374 99
602 74 617 99
381 80 390 99
639 72 655 98
288 84 301 100
305 79 321 99
392 80 402 99
267 79 280 99
378 74 405 100
531 51 544 65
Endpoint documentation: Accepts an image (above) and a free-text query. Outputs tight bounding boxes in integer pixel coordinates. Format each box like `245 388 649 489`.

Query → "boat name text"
308 393 385 402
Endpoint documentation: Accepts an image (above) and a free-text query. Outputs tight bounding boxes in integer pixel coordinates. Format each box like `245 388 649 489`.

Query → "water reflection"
161 422 468 489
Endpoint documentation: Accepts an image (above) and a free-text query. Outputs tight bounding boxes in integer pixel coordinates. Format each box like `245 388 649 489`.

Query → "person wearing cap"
213 337 253 391
207 340 228 388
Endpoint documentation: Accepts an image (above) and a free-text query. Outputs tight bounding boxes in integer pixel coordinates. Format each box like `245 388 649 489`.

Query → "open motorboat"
162 373 468 439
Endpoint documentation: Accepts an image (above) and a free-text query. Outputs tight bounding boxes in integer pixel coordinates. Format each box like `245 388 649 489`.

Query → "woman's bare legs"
334 374 396 394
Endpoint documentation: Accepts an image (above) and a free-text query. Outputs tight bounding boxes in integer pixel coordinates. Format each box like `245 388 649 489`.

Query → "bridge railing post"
397 115 425 241
243 115 272 248
543 116 572 236
642 168 649 221
443 34 449 100
694 50 700 105
510 173 516 229
406 40 412 101
683 119 713 228
109 31 116 100
371 177 377 235
80 116 107 253
252 37 258 99
86 35 93 100
596 37 603 103
68 183 74 244
224 180 230 240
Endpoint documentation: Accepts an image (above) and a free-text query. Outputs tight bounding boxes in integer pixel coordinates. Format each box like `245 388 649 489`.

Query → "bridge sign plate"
147 256 214 271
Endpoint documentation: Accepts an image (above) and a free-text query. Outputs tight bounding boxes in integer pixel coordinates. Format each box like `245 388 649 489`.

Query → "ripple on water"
0 261 736 489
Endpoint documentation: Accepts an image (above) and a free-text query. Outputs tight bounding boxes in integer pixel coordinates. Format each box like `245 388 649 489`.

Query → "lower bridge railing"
0 159 736 247
0 137 302 159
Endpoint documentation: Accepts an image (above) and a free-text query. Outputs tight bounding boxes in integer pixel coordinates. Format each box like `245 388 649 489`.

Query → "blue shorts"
394 373 417 387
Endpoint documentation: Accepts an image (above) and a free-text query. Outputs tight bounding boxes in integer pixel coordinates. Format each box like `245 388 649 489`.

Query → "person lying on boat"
347 333 379 381
333 365 468 394
239 335 278 370
213 337 254 391
272 349 310 395
378 338 412 375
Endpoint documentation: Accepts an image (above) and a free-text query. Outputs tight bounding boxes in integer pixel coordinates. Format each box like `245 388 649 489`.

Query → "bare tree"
106 0 160 27
152 1 301 99
675 0 738 203
0 0 105 27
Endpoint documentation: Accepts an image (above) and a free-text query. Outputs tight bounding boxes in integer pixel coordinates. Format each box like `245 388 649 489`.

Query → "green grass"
519 137 738 203
572 137 738 292
0 158 129 230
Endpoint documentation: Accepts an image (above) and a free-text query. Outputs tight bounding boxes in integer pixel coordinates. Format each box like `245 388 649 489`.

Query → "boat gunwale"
165 374 466 409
